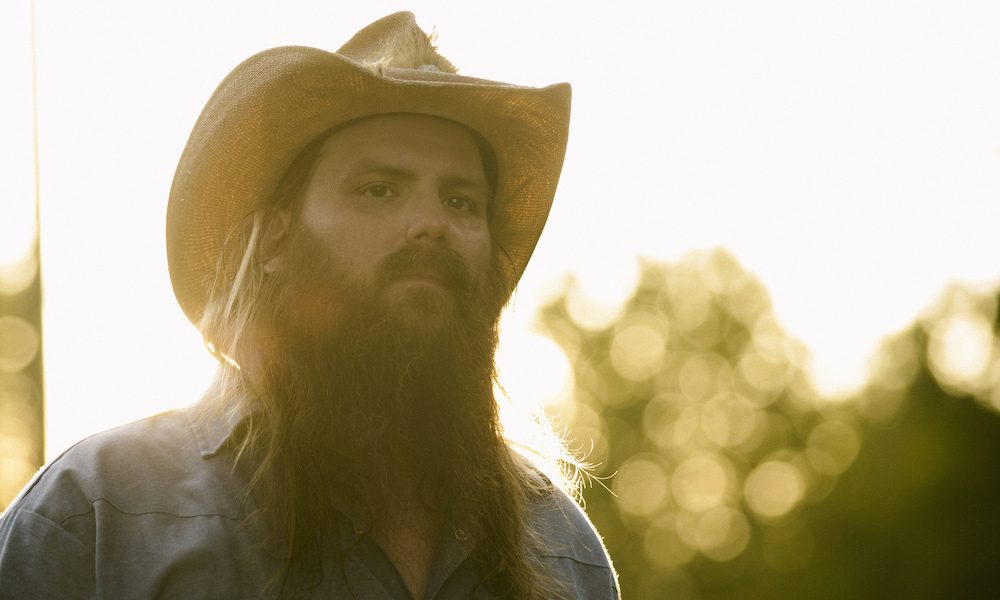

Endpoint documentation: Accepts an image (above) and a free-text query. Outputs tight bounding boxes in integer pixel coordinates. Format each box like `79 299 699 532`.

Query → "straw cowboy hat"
166 11 571 325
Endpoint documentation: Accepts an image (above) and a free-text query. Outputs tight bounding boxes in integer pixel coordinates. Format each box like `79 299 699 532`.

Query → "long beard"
258 225 508 529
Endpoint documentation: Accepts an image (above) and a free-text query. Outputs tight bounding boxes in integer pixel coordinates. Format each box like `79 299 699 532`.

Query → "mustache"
375 245 473 293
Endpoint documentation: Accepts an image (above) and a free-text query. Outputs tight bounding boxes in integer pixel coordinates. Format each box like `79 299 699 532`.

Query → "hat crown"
337 11 457 74
167 12 571 326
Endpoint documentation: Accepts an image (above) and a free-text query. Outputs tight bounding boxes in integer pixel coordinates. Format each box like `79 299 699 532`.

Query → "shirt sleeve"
0 506 96 600
531 487 621 599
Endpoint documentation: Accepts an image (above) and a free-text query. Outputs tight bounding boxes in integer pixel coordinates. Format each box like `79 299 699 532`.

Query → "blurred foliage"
0 251 43 511
538 249 1000 599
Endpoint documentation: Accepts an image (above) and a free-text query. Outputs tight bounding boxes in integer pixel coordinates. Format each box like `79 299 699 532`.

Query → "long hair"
197 122 583 598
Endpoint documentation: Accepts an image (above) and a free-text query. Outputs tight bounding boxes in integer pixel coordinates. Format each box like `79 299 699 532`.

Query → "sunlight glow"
495 329 574 412
564 256 640 332
0 0 36 296
11 1 1000 465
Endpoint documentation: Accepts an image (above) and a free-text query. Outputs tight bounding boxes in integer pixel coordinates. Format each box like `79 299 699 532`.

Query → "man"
0 12 618 599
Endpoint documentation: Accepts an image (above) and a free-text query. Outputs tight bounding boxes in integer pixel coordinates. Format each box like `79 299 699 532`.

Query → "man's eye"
362 184 396 199
444 196 477 212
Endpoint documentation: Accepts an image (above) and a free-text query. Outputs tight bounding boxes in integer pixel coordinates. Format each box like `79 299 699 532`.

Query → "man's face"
257 117 506 514
273 114 494 334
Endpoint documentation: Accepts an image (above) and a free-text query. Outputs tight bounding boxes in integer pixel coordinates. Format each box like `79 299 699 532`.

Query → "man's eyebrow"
343 160 490 191
342 160 416 181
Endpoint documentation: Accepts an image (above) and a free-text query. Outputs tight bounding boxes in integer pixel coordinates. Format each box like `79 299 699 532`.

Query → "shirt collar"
186 380 251 458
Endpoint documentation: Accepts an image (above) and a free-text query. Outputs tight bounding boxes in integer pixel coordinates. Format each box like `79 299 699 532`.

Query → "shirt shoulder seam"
537 552 614 570
59 496 242 527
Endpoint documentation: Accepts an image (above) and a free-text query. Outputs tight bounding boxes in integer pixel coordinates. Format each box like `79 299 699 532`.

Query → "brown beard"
249 221 516 590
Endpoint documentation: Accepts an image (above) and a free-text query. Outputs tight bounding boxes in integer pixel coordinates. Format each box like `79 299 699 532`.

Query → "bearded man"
0 12 618 599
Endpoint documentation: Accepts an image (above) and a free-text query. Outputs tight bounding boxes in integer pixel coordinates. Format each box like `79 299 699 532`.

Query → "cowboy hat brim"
166 12 571 325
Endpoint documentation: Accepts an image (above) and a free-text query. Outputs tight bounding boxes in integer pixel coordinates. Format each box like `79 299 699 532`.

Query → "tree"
537 250 1000 599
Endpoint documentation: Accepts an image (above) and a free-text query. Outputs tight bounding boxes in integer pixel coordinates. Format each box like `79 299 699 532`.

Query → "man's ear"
261 210 291 274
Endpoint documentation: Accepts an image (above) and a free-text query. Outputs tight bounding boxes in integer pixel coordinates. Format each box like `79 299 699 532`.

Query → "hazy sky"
2 1 999 459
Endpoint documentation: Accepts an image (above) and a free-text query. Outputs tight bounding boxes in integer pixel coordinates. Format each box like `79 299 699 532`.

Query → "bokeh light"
610 316 669 382
0 373 42 509
614 455 671 518
0 1 43 511
700 392 759 448
0 316 40 373
0 252 38 298
671 454 732 513
927 313 994 393
542 247 1000 597
565 258 640 332
644 513 697 568
690 506 751 562
805 419 861 477
737 351 788 398
744 460 806 520
920 286 999 404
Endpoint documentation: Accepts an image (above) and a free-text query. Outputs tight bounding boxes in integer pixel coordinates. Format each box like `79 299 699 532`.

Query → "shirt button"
454 529 467 542
353 524 365 535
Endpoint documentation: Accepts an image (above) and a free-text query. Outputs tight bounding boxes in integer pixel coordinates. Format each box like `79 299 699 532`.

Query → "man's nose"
405 198 449 245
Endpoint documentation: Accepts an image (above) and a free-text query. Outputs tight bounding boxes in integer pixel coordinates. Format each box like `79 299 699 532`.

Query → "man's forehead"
313 113 498 189
319 114 481 154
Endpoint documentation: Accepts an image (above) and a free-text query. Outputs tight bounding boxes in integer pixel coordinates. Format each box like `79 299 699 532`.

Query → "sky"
1 1 999 460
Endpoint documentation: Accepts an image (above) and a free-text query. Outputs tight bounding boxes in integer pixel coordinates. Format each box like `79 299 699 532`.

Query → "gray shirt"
0 394 618 599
